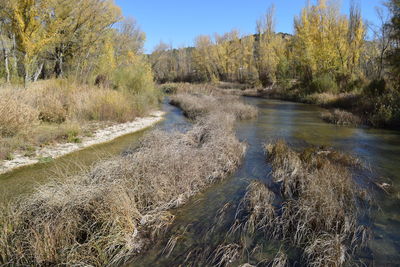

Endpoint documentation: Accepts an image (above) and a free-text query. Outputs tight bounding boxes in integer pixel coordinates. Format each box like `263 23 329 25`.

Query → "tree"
256 5 286 86
293 0 365 86
367 5 393 79
387 0 400 84
2 0 60 85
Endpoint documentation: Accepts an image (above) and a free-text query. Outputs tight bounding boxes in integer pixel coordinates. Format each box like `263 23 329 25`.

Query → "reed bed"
182 141 368 266
0 94 250 266
170 93 258 120
230 141 368 266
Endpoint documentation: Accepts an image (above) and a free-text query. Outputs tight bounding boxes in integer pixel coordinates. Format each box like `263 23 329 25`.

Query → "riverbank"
0 94 256 266
160 82 400 129
0 111 165 175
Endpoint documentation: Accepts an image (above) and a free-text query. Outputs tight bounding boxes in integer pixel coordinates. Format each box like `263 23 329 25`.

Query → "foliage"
308 73 339 94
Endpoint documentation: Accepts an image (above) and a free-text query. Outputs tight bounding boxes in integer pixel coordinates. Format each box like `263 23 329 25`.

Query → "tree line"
149 0 399 92
0 0 150 87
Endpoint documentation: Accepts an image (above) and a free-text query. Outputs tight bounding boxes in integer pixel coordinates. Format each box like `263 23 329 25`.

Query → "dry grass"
0 79 156 161
200 140 368 266
263 140 368 266
0 105 246 265
321 109 362 126
229 181 275 238
0 93 39 137
170 93 258 120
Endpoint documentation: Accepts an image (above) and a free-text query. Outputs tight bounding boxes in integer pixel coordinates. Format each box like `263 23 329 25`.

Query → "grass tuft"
170 93 258 120
321 109 362 126
0 94 248 266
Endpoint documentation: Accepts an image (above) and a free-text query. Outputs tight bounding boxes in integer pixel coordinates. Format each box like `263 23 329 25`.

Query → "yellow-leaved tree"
293 0 364 90
3 0 60 85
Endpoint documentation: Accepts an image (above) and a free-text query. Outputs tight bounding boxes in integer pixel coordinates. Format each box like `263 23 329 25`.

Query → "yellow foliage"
293 0 365 78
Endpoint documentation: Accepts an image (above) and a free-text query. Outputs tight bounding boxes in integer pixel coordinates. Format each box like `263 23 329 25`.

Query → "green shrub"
112 58 160 113
364 79 387 97
308 73 338 94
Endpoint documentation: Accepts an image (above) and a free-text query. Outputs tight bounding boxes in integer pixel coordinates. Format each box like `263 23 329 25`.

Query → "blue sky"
115 0 385 53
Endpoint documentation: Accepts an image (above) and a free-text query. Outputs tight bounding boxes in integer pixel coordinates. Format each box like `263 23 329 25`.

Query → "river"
1 97 399 266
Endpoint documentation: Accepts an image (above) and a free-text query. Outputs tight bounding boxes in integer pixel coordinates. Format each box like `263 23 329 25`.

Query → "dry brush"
0 94 255 266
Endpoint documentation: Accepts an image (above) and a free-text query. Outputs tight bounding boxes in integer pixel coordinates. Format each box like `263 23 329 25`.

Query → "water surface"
132 97 400 266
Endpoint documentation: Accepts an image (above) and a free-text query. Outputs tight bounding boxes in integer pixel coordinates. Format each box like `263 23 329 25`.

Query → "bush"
83 90 137 122
112 56 160 113
25 81 69 123
0 94 39 137
363 79 387 97
308 73 339 94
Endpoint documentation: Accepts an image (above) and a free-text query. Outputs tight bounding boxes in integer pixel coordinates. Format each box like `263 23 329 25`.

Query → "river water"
1 97 399 266
132 97 400 266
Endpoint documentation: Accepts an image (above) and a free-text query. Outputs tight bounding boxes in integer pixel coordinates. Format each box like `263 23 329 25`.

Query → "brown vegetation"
321 109 362 126
0 79 158 160
261 141 367 266
170 93 258 120
189 140 368 266
0 94 250 266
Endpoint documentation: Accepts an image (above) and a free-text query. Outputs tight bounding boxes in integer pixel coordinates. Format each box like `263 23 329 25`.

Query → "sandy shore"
0 111 165 175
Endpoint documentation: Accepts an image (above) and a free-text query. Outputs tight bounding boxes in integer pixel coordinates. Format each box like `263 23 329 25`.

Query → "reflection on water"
132 97 400 266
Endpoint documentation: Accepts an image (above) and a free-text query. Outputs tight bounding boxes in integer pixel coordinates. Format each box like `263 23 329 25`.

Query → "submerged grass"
183 140 369 266
0 94 251 266
242 140 368 266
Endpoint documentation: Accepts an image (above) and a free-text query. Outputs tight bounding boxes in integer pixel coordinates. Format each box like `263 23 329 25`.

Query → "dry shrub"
321 109 362 126
0 111 246 266
230 181 275 238
24 83 69 123
263 140 368 266
78 89 137 122
208 141 368 266
170 93 258 120
0 93 39 137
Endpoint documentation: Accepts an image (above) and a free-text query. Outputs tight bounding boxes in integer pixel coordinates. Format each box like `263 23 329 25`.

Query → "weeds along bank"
177 140 370 266
170 93 258 120
162 81 399 129
0 77 159 161
0 94 256 266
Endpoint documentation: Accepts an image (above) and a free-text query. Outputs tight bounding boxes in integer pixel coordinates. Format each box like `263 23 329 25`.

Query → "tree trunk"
1 38 10 84
24 53 31 87
33 63 44 82
54 47 64 78
12 34 17 73
4 49 10 83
